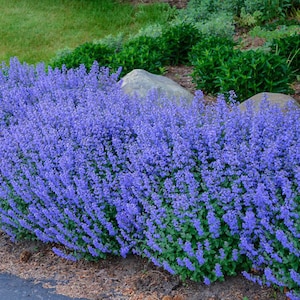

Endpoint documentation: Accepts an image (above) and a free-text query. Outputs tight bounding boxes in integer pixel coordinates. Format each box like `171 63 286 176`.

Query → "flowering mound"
0 58 299 299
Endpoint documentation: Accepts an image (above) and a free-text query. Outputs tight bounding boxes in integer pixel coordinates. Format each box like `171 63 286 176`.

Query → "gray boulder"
238 92 300 112
120 69 194 104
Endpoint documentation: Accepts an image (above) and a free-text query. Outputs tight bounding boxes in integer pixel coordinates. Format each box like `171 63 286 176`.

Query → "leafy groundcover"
0 58 299 299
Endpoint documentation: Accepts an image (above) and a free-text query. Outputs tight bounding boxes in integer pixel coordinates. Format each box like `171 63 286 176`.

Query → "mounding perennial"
0 59 300 300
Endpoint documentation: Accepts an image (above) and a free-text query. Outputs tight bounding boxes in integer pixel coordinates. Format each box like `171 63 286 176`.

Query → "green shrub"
189 36 236 95
175 0 238 38
195 12 236 38
179 0 241 22
190 39 293 100
243 0 300 21
270 34 300 76
109 35 167 76
160 22 202 65
50 42 115 71
108 23 202 76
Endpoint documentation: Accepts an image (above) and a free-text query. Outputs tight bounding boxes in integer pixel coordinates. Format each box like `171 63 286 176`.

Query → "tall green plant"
270 34 300 77
160 22 202 65
243 0 299 22
108 35 167 76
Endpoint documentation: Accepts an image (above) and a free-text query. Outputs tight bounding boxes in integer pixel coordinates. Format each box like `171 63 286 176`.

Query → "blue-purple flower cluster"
0 58 299 299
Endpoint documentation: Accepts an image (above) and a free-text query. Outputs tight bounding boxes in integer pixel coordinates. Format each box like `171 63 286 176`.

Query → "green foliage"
270 34 300 76
133 2 178 25
137 198 252 284
176 0 238 37
243 0 300 22
0 181 36 241
190 37 293 100
195 12 236 38
50 42 115 71
94 33 125 52
178 0 300 37
189 36 236 95
291 7 300 21
50 22 203 76
249 25 300 41
179 0 242 22
131 23 164 39
236 8 263 27
160 22 202 65
109 35 167 76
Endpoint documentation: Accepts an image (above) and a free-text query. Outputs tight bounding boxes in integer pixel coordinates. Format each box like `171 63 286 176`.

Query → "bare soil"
0 230 287 300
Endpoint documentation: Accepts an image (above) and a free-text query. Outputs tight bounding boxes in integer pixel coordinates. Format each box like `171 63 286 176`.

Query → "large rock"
238 92 300 112
120 69 194 104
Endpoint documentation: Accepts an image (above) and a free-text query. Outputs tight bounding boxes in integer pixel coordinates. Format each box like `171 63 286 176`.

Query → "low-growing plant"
178 0 241 22
50 42 115 71
190 39 293 100
290 7 300 21
249 25 300 41
262 17 300 30
188 36 236 95
194 12 235 38
109 35 167 76
178 0 299 37
244 0 300 22
159 22 202 65
270 34 300 76
236 8 263 27
1 59 300 299
0 58 131 258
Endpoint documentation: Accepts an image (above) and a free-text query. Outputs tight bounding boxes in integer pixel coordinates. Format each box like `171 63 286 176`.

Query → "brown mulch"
0 230 287 300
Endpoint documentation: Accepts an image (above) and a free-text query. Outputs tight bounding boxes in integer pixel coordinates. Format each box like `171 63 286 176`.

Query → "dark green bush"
109 23 202 76
189 36 236 95
50 42 115 71
190 38 293 100
160 22 202 65
109 35 167 77
188 36 236 64
270 34 300 77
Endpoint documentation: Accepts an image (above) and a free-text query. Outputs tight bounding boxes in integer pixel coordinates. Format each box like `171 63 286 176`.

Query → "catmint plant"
0 58 299 298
